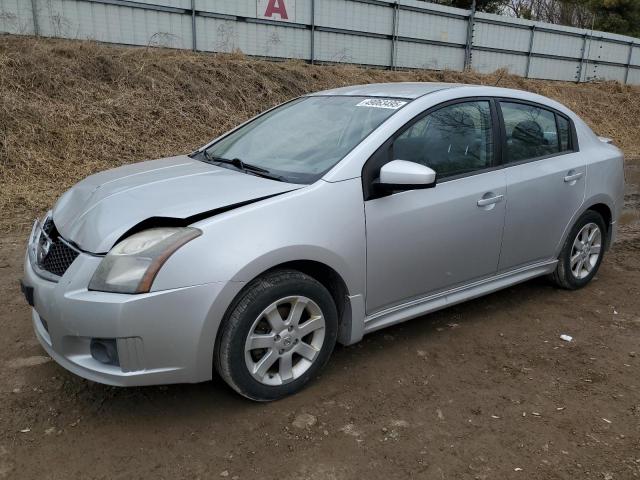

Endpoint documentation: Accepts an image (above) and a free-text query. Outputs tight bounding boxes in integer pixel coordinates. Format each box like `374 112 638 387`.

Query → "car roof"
308 82 462 99
307 83 576 116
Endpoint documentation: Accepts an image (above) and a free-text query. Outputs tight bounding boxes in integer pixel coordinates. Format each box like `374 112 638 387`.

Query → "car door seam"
496 169 509 272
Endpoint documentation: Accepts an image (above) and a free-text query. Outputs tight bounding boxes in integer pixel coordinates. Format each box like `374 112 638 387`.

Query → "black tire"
214 269 338 401
550 210 607 290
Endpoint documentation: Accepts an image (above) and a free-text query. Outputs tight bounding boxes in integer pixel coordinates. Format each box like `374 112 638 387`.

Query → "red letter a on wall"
264 0 289 20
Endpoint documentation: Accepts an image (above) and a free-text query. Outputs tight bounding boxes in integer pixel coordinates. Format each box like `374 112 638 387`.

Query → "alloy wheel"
244 296 326 386
570 222 602 280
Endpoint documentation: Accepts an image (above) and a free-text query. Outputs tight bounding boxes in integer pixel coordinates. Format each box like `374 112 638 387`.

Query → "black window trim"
495 97 579 168
362 96 581 201
362 96 502 200
555 113 573 153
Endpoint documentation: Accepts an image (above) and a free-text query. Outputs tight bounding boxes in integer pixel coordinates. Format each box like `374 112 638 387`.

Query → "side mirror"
378 160 436 192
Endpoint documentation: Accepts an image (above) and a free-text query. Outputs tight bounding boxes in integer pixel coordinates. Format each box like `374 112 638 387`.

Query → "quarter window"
392 101 494 179
500 102 560 163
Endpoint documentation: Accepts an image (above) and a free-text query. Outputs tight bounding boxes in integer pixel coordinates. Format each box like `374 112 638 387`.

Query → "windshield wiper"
203 151 286 182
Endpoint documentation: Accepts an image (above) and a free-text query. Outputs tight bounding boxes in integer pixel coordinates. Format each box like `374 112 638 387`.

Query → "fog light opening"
90 338 120 366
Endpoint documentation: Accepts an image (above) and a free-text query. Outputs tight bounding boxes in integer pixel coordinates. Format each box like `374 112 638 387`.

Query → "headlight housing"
89 227 201 294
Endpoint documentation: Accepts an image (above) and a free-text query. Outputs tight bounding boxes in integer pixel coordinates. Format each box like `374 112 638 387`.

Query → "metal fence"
2 0 640 84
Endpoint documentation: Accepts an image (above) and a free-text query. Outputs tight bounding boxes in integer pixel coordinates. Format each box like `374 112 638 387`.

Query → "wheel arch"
216 250 364 355
556 194 615 257
264 260 356 345
586 202 612 247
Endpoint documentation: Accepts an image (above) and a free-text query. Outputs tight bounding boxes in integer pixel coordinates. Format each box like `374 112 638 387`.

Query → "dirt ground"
0 164 638 479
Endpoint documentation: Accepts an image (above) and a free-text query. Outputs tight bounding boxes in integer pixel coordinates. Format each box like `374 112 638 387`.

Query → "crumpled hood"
53 155 302 253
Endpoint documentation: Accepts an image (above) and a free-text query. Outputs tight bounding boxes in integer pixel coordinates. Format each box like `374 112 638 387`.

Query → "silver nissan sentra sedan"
22 83 624 401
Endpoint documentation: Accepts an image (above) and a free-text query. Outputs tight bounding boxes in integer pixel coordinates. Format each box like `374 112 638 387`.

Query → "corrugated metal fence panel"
196 15 310 59
474 21 531 53
589 64 627 83
631 46 640 67
316 0 391 36
135 0 190 8
196 0 312 24
290 0 312 25
397 8 467 45
35 0 191 48
197 0 256 18
628 69 640 85
395 41 464 70
2 0 640 84
195 16 235 53
529 57 579 82
586 39 629 64
475 10 531 29
400 0 464 20
534 30 583 59
315 30 390 66
0 0 36 35
472 50 528 76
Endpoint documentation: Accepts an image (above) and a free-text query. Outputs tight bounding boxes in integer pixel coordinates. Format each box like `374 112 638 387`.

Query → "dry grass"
1 35 639 234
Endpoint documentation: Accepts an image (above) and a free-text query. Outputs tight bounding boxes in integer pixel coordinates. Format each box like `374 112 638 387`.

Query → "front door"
364 100 507 314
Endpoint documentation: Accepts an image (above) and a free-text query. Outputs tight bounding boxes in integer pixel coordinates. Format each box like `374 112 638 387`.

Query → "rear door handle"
477 194 504 207
564 172 583 183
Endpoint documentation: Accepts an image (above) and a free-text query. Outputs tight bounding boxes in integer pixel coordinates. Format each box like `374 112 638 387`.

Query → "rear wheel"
215 270 338 401
550 210 606 290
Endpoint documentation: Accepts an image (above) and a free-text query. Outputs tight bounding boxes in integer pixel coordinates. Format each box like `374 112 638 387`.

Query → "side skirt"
363 260 557 335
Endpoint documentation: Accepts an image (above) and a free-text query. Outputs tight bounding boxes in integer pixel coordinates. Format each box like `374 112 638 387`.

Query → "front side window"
501 102 560 163
203 96 406 184
391 101 494 179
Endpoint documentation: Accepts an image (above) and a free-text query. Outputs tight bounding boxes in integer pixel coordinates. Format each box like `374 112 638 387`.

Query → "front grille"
37 219 79 277
41 241 79 277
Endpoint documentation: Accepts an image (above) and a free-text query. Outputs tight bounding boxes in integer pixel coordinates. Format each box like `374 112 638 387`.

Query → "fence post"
191 0 196 51
624 42 634 85
310 0 315 64
463 0 476 71
525 25 535 78
30 0 40 36
389 2 399 70
577 34 588 82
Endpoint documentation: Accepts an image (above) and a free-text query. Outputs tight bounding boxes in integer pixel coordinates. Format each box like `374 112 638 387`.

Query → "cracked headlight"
89 227 201 294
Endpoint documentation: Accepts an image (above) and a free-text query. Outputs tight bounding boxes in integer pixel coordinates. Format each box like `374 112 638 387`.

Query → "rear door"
363 99 507 314
497 100 586 271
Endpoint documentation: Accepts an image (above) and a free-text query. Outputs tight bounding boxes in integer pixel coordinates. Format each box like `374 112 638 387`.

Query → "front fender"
230 244 355 286
150 178 367 376
152 178 366 293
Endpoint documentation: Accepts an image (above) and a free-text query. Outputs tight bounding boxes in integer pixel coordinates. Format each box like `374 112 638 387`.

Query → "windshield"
202 96 408 184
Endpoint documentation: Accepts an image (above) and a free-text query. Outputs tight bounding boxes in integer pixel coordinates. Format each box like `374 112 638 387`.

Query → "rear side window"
500 102 560 163
392 101 494 179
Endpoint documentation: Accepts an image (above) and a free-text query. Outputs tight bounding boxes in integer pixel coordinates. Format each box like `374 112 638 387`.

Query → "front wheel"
215 270 338 401
550 210 607 290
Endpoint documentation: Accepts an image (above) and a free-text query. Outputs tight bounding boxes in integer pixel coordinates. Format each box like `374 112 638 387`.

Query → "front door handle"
477 194 504 207
564 172 583 183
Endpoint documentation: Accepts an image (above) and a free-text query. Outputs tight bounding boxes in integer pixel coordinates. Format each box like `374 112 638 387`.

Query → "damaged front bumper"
22 229 226 386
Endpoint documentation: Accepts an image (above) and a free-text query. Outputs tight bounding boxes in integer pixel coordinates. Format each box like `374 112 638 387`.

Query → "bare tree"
504 0 593 28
